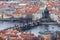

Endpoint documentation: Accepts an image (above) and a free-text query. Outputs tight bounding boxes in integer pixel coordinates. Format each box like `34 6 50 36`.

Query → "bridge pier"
44 25 49 31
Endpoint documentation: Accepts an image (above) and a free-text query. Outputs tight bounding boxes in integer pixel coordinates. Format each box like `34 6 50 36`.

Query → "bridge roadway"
34 21 58 25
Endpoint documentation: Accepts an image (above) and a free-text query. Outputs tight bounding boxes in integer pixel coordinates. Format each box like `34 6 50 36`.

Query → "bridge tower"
41 7 52 22
43 7 50 19
41 7 51 31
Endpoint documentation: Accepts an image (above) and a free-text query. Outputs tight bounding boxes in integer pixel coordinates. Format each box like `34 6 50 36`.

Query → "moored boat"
3 14 12 19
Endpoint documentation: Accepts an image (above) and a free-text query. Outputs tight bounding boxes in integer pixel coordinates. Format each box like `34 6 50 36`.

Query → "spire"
44 7 49 14
43 7 50 18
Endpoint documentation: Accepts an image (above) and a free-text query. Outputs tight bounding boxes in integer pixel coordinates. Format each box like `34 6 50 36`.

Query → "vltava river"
0 21 60 36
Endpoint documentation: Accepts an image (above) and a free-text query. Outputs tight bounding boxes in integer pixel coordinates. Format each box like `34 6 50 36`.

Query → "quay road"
0 18 57 25
0 18 20 21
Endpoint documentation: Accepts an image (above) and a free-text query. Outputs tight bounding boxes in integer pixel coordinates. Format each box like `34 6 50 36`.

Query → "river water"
0 21 60 36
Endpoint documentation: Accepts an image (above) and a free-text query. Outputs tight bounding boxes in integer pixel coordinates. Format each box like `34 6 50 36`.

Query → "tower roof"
44 7 49 13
